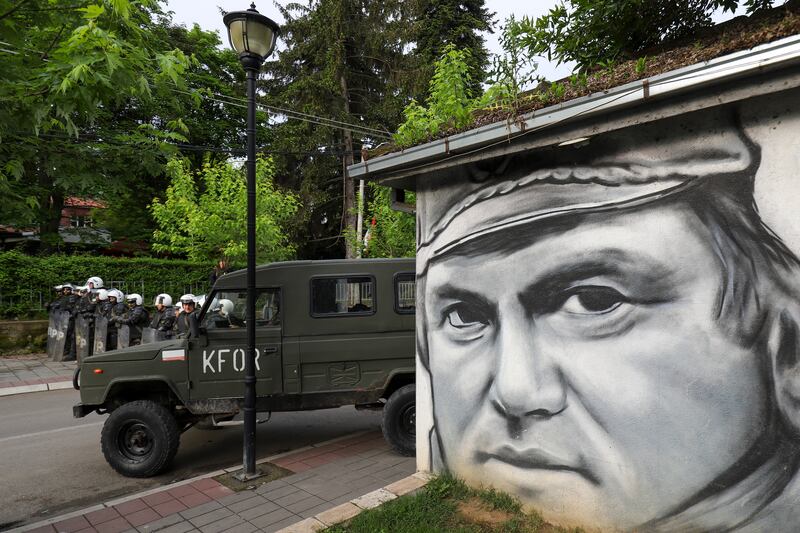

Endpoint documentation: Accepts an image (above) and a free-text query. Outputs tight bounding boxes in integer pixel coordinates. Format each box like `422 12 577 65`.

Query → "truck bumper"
73 403 94 418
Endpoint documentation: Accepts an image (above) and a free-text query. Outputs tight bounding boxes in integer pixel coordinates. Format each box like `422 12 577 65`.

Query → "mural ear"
768 309 800 435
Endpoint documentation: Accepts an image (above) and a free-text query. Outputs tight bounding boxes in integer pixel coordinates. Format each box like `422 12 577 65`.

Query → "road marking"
0 421 104 444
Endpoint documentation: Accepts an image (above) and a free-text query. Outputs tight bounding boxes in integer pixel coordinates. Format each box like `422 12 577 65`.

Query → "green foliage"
635 55 649 75
359 184 415 259
478 15 540 112
0 250 209 318
149 158 300 264
323 473 577 533
506 0 778 71
412 0 495 100
394 45 477 147
0 0 194 245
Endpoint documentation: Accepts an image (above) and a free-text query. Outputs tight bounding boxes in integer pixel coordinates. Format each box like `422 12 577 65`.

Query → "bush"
0 251 212 319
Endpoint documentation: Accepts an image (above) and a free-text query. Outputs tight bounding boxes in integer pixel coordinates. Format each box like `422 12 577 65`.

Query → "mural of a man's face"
425 203 770 529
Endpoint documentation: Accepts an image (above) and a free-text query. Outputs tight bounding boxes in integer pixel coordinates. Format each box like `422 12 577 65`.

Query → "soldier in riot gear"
174 293 199 339
105 289 126 350
59 284 79 361
149 293 176 339
113 293 149 346
86 276 104 291
75 286 97 360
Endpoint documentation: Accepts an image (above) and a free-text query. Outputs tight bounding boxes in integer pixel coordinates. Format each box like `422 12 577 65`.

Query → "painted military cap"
417 108 758 269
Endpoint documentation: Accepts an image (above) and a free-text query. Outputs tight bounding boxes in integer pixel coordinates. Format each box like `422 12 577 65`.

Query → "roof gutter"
349 33 800 181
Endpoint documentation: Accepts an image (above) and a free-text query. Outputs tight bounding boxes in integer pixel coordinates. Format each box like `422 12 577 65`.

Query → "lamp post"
223 3 279 480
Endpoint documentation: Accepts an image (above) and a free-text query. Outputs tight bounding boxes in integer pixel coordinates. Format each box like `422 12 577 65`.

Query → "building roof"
350 3 800 189
64 197 107 209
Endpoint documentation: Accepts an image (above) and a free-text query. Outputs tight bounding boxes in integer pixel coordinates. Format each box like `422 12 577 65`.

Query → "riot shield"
93 316 108 354
46 313 58 359
141 327 166 344
51 311 70 361
75 315 91 362
118 324 131 349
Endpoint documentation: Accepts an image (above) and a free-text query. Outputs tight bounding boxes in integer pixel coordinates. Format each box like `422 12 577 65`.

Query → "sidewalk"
13 430 425 533
0 354 75 397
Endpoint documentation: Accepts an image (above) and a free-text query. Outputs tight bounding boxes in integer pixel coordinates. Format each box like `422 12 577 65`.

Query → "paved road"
0 389 383 530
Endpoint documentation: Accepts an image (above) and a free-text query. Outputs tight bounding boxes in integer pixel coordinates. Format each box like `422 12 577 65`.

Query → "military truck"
73 259 416 477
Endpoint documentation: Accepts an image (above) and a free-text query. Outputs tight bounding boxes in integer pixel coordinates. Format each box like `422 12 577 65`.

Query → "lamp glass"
227 16 276 59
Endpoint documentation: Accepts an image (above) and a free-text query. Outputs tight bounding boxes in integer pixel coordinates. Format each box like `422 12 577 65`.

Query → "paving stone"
260 516 303 533
272 490 314 508
94 517 134 533
86 507 122 526
126 509 162 528
180 501 223 520
197 515 244 533
150 521 196 533
153 500 188 518
259 484 299 500
222 495 266 514
314 503 361 526
188 508 233 529
254 480 290 496
351 489 396 510
272 517 324 533
279 471 316 484
219 522 258 533
136 513 184 532
284 495 326 515
236 501 280 521
248 508 295 530
216 492 259 507
177 493 213 509
114 500 149 516
53 515 92 532
74 527 98 533
297 503 334 519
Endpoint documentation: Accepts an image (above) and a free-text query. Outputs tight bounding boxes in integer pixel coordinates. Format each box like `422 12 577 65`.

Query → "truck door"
187 289 282 400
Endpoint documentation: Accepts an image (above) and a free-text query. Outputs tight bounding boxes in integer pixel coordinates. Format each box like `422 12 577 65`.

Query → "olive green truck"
73 259 416 477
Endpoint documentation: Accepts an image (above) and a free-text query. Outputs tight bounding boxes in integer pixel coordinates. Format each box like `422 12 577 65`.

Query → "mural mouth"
474 446 600 485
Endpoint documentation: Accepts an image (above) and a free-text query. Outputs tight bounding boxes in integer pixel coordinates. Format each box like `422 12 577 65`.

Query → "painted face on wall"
424 204 770 529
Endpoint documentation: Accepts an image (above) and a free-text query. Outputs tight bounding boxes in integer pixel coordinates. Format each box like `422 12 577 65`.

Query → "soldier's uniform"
150 306 176 338
174 309 199 339
115 304 150 346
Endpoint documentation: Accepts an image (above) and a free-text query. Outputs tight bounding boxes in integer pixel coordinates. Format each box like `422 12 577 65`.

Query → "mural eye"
561 286 627 315
446 305 489 329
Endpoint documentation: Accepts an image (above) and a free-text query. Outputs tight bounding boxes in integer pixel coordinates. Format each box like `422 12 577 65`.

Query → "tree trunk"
340 72 357 259
35 163 64 252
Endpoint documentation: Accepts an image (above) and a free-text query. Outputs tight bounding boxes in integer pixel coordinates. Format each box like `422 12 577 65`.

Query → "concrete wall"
0 320 47 353
415 89 800 531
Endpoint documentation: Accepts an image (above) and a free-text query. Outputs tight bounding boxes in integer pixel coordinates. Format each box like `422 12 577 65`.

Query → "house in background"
0 197 111 248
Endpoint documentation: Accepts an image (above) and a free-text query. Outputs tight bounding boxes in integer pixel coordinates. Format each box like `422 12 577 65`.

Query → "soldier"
106 289 126 350
75 286 97 359
174 293 199 339
113 293 149 346
85 276 104 291
150 293 176 339
45 285 63 312
59 284 79 361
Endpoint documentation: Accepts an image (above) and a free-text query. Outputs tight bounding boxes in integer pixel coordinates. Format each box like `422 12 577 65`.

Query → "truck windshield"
203 289 280 329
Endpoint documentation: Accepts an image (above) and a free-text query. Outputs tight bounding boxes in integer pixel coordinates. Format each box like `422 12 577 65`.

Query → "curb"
274 472 432 533
9 430 378 533
0 377 73 397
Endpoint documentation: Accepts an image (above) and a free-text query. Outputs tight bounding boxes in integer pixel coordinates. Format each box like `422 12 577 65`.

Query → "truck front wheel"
101 400 180 477
382 384 415 456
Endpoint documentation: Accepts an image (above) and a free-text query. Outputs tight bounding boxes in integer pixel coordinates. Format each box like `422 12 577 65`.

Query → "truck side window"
311 276 374 316
394 273 415 314
203 289 280 328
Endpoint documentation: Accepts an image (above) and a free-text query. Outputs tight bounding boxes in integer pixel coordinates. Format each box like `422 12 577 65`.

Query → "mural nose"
490 336 567 419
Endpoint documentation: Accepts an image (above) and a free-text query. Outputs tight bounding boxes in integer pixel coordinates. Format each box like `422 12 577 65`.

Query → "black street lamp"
223 3 279 480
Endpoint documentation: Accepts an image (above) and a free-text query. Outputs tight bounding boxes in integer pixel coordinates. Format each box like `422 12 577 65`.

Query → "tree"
0 0 193 247
360 184 415 258
149 157 299 264
264 0 418 259
412 0 494 98
508 0 777 71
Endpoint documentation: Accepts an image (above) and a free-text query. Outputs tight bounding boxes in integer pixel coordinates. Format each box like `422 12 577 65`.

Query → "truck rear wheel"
101 400 180 477
382 384 415 456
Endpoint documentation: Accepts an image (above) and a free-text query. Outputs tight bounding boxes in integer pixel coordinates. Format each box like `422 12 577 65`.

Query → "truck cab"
74 258 416 477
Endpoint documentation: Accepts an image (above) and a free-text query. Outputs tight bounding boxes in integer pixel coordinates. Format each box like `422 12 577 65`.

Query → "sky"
163 0 577 80
163 1 750 83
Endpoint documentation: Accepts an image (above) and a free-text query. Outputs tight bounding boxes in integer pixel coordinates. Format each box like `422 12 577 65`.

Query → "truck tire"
101 400 180 478
382 384 415 456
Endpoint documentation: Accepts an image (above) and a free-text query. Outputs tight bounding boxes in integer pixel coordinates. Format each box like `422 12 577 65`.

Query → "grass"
324 474 582 533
